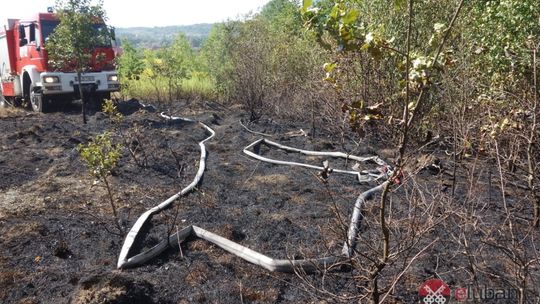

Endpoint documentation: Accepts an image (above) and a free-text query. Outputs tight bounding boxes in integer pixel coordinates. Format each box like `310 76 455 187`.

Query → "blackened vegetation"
0 100 539 303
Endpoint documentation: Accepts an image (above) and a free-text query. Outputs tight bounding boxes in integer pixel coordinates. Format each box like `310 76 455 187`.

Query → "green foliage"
116 39 144 99
116 0 325 111
160 34 195 100
261 0 304 34
301 0 457 129
199 23 237 101
116 39 144 81
198 0 326 120
78 132 124 234
46 0 110 72
163 33 194 78
467 0 540 82
46 0 111 124
102 99 123 122
78 132 122 179
117 33 212 101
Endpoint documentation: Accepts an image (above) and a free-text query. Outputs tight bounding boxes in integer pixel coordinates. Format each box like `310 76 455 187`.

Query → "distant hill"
115 23 214 50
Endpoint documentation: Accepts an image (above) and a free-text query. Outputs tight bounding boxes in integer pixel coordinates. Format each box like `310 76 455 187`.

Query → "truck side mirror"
18 25 26 39
19 38 28 47
29 23 36 42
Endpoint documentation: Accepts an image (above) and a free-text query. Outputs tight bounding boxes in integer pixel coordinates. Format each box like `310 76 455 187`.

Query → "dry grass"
214 253 235 269
121 75 215 102
73 285 126 304
0 106 25 118
0 268 25 300
185 262 211 287
244 174 290 188
17 297 39 304
267 213 288 222
241 286 280 303
187 239 213 253
289 193 306 204
1 222 46 243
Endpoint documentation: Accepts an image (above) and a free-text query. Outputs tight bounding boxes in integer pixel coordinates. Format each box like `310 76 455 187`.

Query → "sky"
1 0 272 28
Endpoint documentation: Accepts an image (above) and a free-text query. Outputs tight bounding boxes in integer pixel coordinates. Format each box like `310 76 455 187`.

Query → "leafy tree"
160 33 194 101
117 39 144 81
119 34 195 102
227 19 275 121
467 0 540 84
260 0 303 35
198 2 326 122
199 23 238 100
140 49 166 102
78 132 124 234
46 0 110 124
116 39 144 99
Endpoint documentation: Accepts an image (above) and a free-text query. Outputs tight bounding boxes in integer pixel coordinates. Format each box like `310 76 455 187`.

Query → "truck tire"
30 84 47 113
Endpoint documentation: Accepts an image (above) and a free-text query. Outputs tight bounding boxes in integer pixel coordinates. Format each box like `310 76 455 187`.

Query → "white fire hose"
117 114 392 273
117 113 215 269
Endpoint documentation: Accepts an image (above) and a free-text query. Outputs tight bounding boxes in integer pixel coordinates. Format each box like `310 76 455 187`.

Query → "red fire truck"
0 11 119 112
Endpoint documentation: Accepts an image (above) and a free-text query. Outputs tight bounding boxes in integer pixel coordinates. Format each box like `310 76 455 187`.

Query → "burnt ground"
1 100 539 303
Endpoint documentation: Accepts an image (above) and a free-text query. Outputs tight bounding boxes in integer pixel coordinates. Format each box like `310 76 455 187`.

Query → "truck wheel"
30 85 47 113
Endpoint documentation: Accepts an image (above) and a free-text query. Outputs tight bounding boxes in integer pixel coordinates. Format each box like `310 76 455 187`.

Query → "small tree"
46 0 110 124
161 33 194 101
141 50 166 102
116 39 144 99
78 132 124 234
199 23 237 101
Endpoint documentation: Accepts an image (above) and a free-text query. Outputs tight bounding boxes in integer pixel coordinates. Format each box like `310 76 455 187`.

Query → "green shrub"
78 132 124 234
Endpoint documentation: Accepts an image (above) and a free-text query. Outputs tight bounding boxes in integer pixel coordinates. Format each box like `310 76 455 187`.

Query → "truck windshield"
41 20 111 47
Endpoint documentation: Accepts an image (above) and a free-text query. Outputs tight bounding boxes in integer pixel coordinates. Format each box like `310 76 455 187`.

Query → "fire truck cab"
0 11 119 112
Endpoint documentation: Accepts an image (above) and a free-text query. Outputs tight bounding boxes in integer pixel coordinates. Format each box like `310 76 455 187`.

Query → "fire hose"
117 114 392 272
117 113 215 268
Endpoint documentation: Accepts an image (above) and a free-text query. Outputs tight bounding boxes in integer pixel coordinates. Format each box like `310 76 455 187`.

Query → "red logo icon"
419 279 451 304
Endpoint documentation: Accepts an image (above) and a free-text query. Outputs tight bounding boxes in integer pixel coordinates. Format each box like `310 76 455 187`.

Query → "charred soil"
0 100 538 303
